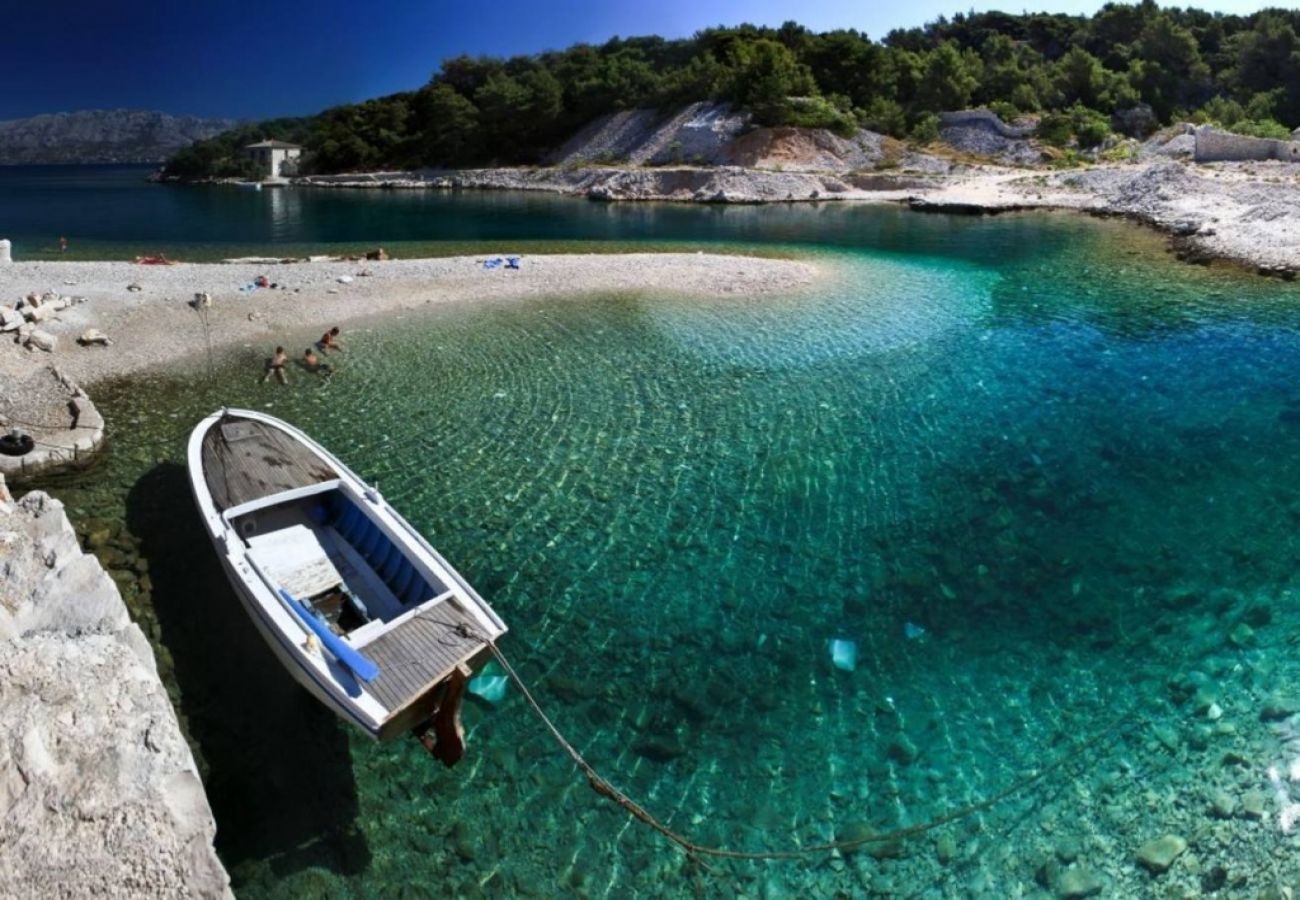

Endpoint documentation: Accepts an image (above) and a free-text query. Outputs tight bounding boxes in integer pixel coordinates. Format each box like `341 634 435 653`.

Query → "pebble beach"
0 253 822 384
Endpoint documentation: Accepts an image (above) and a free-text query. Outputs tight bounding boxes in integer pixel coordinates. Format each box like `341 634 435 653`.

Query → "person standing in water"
59 236 68 253
262 346 290 384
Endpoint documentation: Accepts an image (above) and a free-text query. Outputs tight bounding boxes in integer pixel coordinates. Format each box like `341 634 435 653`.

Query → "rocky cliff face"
0 475 230 897
0 109 238 165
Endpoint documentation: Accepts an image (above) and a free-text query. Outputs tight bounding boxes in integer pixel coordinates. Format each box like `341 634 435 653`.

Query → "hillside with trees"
165 2 1300 178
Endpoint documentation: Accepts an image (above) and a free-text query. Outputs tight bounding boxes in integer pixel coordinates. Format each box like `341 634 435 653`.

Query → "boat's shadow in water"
127 463 371 879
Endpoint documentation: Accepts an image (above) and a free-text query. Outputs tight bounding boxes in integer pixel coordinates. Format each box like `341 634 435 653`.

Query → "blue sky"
0 0 1284 121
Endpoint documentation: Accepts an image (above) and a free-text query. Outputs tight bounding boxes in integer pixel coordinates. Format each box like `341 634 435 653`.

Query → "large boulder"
25 329 57 352
0 480 231 897
1113 104 1159 139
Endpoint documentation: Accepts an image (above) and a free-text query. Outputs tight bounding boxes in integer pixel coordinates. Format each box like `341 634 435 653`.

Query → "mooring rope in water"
192 295 216 383
470 627 1141 864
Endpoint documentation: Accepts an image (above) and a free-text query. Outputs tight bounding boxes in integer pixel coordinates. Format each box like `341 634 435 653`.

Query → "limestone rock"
1228 622 1255 647
25 329 56 352
0 306 21 331
936 833 956 865
1136 834 1187 873
1055 864 1104 898
77 328 111 347
1210 789 1236 819
0 476 230 896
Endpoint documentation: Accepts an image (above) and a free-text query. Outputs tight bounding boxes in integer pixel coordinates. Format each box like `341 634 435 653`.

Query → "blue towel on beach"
505 256 520 269
483 257 503 270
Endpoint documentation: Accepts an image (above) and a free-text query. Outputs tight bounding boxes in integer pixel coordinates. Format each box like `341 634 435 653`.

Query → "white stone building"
244 140 302 180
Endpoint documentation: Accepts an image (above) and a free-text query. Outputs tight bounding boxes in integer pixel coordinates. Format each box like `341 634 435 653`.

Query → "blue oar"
278 588 380 682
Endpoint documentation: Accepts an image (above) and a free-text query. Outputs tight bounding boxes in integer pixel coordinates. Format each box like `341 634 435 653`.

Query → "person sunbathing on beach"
262 346 289 384
318 326 345 352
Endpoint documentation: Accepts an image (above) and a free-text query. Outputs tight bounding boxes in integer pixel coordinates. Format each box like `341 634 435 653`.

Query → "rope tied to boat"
464 625 1138 865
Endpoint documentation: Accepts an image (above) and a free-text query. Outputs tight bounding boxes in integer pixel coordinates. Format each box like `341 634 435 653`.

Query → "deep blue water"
3 162 1108 264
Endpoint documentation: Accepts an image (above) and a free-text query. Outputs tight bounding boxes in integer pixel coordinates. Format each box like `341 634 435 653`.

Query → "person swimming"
303 347 333 376
261 346 289 384
318 326 345 352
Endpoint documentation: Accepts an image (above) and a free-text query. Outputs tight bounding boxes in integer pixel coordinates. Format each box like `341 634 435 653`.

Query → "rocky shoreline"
293 157 1300 277
0 473 230 896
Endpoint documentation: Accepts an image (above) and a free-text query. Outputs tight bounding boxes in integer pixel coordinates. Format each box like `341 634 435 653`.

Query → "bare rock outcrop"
546 102 749 166
724 127 890 171
938 109 1042 165
0 476 230 897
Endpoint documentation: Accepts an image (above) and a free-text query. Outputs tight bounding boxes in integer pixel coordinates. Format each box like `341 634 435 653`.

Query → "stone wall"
0 367 106 483
0 475 230 897
1194 126 1300 163
938 109 1035 139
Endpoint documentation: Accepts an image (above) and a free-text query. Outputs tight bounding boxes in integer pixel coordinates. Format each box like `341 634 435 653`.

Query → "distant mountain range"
0 109 239 165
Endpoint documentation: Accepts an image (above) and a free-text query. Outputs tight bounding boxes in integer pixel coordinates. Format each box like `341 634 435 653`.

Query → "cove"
44 204 1300 896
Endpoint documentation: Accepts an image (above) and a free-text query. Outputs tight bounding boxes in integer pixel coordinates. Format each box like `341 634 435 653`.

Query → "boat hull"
187 408 506 746
215 550 383 738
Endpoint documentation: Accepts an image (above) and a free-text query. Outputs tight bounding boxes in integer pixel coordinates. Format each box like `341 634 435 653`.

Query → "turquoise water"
39 199 1300 894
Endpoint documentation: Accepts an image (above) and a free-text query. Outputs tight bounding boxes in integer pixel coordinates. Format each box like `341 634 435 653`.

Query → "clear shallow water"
40 205 1300 895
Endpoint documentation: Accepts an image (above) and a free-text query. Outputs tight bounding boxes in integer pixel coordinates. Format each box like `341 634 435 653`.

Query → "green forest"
165 1 1300 178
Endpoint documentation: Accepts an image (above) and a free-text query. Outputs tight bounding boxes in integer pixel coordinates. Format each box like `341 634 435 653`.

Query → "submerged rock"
1228 622 1255 648
886 735 919 765
829 637 857 671
1241 790 1267 820
1055 864 1104 898
1136 834 1187 873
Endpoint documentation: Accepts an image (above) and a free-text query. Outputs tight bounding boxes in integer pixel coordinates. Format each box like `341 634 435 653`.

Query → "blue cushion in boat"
381 545 405 581
373 542 397 576
339 506 364 542
359 520 384 559
391 559 415 597
404 576 427 605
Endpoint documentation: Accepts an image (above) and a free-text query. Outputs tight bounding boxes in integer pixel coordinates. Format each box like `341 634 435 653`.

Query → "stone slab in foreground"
0 366 105 483
0 475 230 897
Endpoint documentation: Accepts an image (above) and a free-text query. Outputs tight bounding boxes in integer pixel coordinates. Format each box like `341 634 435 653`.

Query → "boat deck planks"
359 601 486 712
201 416 337 511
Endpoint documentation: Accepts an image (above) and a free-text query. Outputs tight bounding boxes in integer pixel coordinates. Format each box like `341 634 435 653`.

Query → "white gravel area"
0 253 821 384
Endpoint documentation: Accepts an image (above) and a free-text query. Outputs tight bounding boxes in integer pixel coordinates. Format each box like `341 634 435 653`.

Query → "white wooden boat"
186 409 507 764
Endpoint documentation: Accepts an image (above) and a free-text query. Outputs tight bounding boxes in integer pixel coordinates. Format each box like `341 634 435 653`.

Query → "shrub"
861 98 907 137
1099 140 1139 162
987 100 1019 123
1234 118 1291 140
1036 112 1073 146
775 95 859 137
909 113 940 144
1068 104 1111 147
